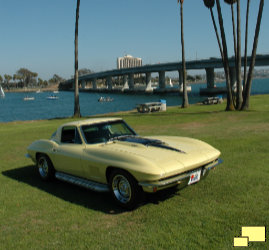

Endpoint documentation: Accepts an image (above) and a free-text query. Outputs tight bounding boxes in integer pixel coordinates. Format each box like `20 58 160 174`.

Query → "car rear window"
61 126 82 144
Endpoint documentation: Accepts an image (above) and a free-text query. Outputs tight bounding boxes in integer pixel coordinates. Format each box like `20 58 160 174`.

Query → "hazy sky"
0 0 268 80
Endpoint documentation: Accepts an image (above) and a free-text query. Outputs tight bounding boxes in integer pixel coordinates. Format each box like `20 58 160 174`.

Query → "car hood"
91 135 221 178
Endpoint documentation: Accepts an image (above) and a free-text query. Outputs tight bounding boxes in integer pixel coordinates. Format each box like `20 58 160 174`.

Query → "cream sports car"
26 118 222 209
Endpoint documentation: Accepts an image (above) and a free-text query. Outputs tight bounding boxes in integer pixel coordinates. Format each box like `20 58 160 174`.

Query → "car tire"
36 154 55 181
109 169 141 210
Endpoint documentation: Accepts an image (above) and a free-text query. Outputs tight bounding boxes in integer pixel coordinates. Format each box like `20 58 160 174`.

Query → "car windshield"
81 120 136 144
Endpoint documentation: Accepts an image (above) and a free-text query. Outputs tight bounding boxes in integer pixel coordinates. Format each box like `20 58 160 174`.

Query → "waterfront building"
117 55 142 79
117 55 142 69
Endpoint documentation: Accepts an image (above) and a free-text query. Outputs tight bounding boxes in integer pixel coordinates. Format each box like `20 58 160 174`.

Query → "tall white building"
117 55 142 70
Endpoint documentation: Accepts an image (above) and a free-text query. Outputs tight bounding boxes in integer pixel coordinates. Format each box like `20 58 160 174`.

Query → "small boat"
0 85 5 98
23 96 35 101
53 90 59 94
47 95 59 100
36 89 42 93
98 97 114 102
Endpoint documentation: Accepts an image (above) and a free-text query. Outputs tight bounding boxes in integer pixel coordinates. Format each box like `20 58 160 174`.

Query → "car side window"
82 125 108 144
61 126 82 144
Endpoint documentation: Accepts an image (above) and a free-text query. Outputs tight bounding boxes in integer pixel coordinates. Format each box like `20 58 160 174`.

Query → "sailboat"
0 85 5 98
180 83 192 93
169 78 174 88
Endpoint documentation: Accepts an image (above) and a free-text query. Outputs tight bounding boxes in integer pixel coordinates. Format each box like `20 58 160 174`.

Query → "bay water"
0 78 268 123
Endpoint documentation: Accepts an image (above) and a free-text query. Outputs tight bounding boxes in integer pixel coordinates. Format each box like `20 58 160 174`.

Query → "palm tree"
224 0 243 110
242 0 264 110
215 0 234 110
203 0 224 61
74 0 81 118
178 0 189 108
235 0 242 110
224 0 237 59
243 0 251 90
4 74 12 90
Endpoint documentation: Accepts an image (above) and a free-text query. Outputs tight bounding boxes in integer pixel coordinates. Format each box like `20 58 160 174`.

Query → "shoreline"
1 94 268 125
3 84 59 93
2 76 268 93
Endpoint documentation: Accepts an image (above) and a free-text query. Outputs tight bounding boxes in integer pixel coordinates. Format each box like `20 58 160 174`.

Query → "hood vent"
114 136 185 154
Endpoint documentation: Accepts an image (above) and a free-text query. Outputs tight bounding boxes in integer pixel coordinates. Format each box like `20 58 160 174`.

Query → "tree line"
0 68 65 90
0 67 93 91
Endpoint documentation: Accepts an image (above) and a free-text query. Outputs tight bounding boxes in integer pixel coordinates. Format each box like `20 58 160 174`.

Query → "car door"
79 124 109 183
52 126 85 178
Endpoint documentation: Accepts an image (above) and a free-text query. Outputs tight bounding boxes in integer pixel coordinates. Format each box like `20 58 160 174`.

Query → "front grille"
158 160 216 182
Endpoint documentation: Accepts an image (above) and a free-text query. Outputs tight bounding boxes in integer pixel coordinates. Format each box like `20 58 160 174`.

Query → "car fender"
82 147 165 183
27 139 59 163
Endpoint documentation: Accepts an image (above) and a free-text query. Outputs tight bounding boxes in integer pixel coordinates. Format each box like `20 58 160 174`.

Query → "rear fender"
27 139 59 162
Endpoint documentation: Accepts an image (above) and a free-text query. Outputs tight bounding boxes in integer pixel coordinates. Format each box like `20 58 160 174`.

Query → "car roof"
51 118 124 144
61 117 123 127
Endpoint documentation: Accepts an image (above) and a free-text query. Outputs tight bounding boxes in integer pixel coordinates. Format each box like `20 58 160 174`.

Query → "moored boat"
23 96 35 101
98 96 114 102
46 95 59 100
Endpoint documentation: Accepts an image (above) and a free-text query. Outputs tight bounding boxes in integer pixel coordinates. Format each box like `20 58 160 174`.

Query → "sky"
0 0 268 80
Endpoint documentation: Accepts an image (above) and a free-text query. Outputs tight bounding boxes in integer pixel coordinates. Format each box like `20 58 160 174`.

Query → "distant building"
117 55 142 79
117 55 142 70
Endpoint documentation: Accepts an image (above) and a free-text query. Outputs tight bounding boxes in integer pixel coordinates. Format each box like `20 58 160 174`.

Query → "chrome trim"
206 158 223 170
112 174 132 204
139 158 223 189
55 172 109 192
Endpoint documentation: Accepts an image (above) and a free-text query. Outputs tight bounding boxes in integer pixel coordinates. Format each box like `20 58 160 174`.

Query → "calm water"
0 78 269 123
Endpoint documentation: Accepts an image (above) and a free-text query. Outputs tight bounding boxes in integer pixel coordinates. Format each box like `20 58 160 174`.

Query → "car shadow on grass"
2 165 124 214
2 165 181 213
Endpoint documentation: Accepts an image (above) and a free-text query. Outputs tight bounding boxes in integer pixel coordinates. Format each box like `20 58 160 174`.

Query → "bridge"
59 54 269 94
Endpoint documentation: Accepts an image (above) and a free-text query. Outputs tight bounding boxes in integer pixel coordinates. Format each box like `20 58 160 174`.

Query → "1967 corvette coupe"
26 118 222 209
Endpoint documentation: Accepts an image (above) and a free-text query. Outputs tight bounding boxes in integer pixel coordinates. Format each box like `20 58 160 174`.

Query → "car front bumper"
138 158 223 193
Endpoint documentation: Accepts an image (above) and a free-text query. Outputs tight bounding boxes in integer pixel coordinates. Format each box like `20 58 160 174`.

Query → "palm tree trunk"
215 0 234 111
74 0 81 118
209 8 224 61
180 2 189 108
236 0 243 110
243 0 251 90
242 0 264 110
231 4 237 60
230 3 238 110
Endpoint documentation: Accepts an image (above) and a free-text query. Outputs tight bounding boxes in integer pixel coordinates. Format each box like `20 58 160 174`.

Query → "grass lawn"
0 95 268 249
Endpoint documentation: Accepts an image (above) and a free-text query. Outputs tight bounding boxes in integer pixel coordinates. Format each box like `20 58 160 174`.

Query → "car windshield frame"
80 120 137 144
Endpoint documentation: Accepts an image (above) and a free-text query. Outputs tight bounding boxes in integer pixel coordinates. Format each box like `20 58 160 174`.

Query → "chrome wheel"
38 156 49 178
36 154 55 181
109 169 141 209
112 175 132 204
